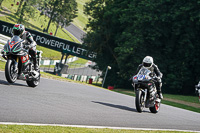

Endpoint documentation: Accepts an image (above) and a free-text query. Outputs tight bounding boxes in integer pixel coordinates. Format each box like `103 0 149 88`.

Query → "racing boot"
34 63 39 71
157 91 163 99
32 55 39 71
156 82 163 99
17 73 26 80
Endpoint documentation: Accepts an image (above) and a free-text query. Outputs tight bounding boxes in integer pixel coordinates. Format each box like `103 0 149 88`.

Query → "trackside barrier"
40 57 78 65
0 34 9 61
65 74 102 84
0 44 5 61
0 34 10 44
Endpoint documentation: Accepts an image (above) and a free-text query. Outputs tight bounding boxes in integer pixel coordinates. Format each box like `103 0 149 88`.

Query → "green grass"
73 0 90 31
162 100 200 113
37 46 62 60
0 124 189 133
0 60 5 70
164 94 199 104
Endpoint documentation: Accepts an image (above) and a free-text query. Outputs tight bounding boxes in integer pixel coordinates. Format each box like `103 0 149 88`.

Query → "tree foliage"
39 0 78 33
0 0 4 8
84 0 200 95
17 0 38 23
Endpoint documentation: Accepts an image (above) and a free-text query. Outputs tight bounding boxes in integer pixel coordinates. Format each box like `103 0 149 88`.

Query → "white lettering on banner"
72 46 76 53
55 41 60 48
88 52 97 58
2 25 12 34
40 37 45 43
45 38 51 45
51 40 55 47
36 35 41 41
0 25 97 59
76 48 81 54
63 44 71 52
60 42 64 49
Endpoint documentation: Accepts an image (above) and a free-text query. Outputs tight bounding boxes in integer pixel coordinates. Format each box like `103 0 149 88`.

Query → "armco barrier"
0 34 10 44
40 57 78 65
65 74 102 83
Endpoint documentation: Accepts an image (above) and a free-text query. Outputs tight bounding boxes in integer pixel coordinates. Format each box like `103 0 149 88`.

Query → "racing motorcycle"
1 35 41 87
132 67 161 113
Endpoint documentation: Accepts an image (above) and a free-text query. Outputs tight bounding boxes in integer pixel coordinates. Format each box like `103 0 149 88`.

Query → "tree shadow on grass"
1 11 42 32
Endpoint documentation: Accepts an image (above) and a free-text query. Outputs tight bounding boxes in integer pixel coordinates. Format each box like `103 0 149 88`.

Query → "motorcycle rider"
12 24 38 78
135 56 163 99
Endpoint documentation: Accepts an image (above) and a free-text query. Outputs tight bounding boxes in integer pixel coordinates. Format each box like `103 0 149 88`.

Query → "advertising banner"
0 20 96 60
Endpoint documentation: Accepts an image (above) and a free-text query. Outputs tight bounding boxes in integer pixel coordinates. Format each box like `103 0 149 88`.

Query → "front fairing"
3 36 26 56
132 67 153 85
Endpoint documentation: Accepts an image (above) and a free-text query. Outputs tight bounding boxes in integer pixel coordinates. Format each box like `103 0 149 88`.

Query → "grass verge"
0 124 190 133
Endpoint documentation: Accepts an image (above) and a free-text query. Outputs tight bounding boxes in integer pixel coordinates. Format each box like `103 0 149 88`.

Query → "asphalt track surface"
0 71 200 132
65 23 86 43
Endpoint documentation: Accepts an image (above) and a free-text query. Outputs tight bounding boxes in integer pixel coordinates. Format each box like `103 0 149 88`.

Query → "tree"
83 0 200 95
53 0 77 36
0 0 4 8
16 0 23 15
40 0 77 33
17 0 39 23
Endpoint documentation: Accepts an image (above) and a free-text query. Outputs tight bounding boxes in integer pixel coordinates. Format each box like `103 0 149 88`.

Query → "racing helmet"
13 24 25 37
143 56 153 68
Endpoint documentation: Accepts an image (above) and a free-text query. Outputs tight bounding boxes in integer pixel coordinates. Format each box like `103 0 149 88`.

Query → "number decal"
21 55 29 63
138 75 144 80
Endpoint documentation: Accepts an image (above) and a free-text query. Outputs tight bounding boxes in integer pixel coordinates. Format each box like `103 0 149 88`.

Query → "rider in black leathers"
135 56 163 99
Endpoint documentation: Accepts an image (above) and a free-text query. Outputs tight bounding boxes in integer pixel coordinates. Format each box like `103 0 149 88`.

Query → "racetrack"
0 71 200 132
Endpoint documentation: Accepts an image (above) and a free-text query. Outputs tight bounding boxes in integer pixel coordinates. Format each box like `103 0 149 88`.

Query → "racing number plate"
21 54 29 64
138 75 144 80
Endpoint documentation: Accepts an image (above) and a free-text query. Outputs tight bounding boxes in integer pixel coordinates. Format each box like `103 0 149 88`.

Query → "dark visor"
143 62 151 67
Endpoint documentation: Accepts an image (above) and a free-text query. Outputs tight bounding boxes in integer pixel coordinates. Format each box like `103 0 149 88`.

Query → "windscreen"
138 67 151 75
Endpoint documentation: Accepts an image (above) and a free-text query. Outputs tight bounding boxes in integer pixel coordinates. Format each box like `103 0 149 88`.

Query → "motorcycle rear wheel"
149 101 160 113
26 71 40 87
5 59 17 83
135 90 145 113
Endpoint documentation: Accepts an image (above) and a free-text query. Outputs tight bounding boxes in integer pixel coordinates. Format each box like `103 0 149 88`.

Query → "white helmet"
143 56 153 68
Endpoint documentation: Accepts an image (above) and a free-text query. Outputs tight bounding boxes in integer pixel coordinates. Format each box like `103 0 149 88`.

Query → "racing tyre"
26 71 40 87
149 101 160 113
135 90 145 113
5 59 17 83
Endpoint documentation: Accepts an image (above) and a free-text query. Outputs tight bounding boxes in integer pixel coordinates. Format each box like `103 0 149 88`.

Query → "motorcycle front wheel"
5 59 17 83
135 90 145 113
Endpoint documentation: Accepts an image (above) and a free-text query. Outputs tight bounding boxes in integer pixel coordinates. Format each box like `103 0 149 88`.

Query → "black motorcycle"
132 67 161 113
1 35 41 87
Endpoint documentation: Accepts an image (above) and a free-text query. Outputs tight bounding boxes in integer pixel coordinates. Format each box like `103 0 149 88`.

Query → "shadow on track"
92 101 137 112
0 79 27 87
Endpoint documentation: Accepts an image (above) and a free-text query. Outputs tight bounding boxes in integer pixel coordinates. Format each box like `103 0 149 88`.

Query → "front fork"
143 89 148 102
14 57 19 73
133 83 148 102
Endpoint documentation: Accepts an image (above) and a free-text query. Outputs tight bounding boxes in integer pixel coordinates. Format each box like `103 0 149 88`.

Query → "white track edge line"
0 122 199 132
